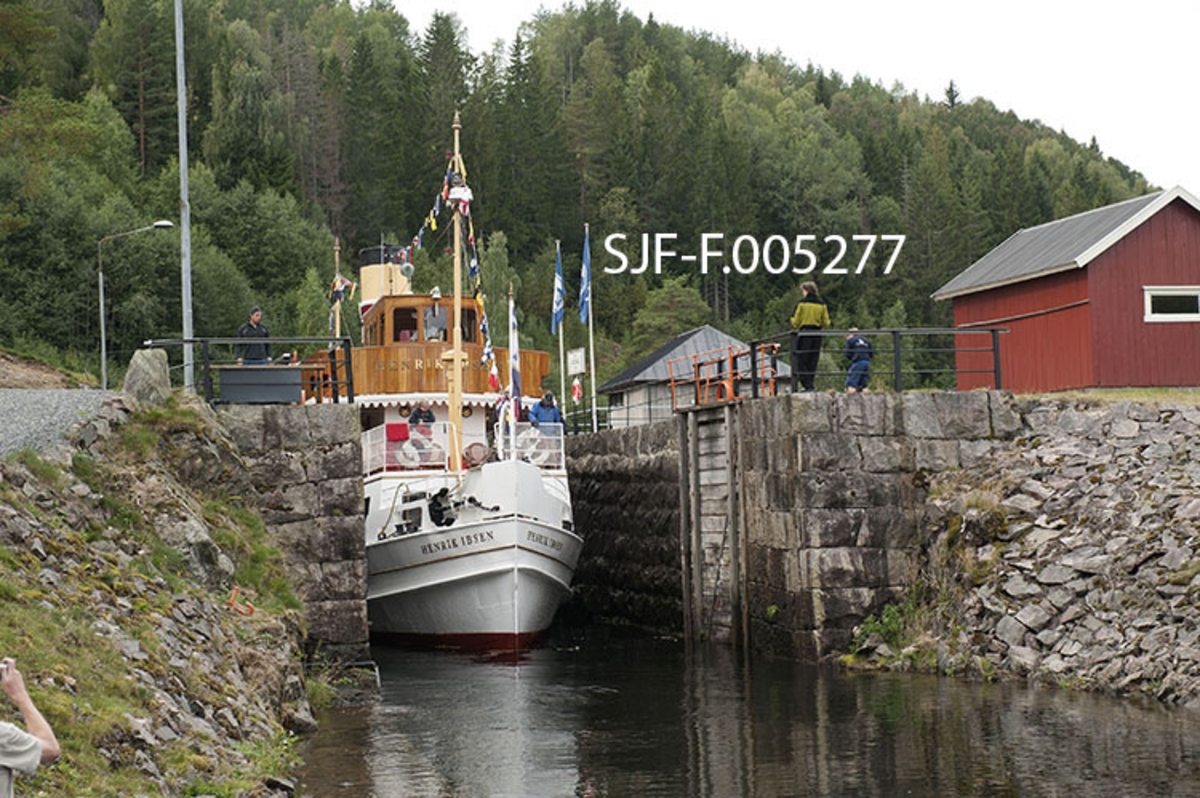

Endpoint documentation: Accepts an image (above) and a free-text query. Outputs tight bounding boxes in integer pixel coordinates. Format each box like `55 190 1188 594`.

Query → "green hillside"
0 0 1150 388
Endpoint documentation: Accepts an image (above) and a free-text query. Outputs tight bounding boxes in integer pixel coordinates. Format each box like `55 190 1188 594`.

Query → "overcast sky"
394 0 1198 203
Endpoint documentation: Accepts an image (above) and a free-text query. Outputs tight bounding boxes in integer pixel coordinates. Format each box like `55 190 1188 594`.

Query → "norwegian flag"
488 361 500 392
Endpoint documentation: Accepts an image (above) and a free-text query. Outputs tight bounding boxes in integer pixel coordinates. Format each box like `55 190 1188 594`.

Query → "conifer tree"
88 0 177 174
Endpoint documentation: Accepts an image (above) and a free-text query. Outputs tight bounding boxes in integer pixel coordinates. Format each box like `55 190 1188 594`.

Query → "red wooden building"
934 186 1200 392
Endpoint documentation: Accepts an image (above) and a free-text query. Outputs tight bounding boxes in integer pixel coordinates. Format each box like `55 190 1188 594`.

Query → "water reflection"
300 630 1200 797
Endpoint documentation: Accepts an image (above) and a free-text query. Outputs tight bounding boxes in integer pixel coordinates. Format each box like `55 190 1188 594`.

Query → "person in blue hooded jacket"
843 328 873 393
528 392 564 429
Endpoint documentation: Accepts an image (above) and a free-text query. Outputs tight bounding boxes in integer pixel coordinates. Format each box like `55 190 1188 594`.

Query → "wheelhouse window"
1144 286 1200 322
392 308 418 341
460 307 478 343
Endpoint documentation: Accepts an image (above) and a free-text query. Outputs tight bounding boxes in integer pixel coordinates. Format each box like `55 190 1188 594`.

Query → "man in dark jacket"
843 328 873 393
237 306 272 365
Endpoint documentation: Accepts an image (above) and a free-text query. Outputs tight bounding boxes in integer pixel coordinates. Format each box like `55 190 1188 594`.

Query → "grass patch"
119 424 160 461
0 580 160 796
0 341 97 387
962 488 1002 512
136 399 207 436
11 449 65 488
176 730 302 797
1169 559 1200 586
1028 387 1200 407
854 602 910 652
203 499 301 613
110 399 208 462
305 671 339 713
71 452 98 485
0 388 308 795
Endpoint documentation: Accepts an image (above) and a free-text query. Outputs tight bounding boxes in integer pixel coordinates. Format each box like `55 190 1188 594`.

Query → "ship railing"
492 422 565 470
363 421 486 474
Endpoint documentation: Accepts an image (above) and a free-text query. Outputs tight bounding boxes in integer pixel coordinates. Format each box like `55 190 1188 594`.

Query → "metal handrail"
142 336 355 404
760 326 1007 395
666 342 781 410
663 326 1007 411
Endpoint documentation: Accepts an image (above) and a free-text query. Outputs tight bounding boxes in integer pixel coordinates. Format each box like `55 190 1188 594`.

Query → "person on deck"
410 400 435 428
407 401 438 465
236 306 272 365
1 657 61 798
423 287 447 341
789 282 830 392
528 392 564 430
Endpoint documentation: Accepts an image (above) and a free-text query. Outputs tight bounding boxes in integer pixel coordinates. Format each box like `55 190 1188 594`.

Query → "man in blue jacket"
528 392 564 429
844 329 873 393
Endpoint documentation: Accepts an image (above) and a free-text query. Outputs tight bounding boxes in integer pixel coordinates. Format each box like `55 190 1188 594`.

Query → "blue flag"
579 226 591 324
552 243 565 334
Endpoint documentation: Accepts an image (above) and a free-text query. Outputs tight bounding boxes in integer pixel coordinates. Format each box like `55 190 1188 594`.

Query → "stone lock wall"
217 404 369 661
566 392 1024 660
565 421 683 633
738 391 1021 660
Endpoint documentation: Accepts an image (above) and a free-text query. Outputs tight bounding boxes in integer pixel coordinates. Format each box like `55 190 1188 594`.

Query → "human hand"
0 657 28 700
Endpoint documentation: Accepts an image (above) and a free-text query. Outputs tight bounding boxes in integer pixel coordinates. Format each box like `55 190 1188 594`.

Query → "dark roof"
599 325 761 394
933 186 1200 301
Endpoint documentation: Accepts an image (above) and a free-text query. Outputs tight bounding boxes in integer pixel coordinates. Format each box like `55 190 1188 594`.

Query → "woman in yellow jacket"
789 281 831 391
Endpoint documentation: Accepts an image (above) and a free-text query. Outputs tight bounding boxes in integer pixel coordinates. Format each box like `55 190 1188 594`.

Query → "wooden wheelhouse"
352 292 549 397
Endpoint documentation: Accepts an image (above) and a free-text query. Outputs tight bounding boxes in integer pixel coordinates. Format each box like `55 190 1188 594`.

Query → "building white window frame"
1143 285 1200 323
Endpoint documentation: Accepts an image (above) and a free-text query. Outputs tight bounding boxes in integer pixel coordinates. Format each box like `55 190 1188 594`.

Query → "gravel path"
0 389 116 459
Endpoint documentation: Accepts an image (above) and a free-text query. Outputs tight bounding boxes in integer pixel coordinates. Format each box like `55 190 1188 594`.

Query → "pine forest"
0 0 1152 388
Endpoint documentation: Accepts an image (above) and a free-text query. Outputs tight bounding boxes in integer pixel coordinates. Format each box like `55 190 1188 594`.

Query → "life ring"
397 441 422 468
517 428 554 467
463 442 489 468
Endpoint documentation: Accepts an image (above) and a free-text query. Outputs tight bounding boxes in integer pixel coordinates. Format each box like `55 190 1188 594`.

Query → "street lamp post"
98 220 174 390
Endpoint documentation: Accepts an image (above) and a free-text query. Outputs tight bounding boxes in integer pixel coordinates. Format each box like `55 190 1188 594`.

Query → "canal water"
299 628 1200 797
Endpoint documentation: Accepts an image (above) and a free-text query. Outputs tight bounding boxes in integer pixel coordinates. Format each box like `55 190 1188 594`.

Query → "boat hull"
364 461 582 650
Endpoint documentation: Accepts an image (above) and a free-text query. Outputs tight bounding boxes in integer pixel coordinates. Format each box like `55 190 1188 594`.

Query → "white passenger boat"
322 114 582 649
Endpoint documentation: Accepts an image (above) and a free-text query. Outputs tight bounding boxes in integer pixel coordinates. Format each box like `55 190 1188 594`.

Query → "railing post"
202 339 213 403
342 337 355 402
991 328 1002 390
892 330 903 392
328 347 340 403
770 346 779 396
750 341 759 399
790 331 800 393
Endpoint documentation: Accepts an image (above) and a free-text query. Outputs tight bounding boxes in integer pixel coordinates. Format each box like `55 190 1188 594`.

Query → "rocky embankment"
0 391 319 796
864 396 1200 707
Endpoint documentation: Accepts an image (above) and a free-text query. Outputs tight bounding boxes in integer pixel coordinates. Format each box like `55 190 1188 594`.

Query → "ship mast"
444 112 466 472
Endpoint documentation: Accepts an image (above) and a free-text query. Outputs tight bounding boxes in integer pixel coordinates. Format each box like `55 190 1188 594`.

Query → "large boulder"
122 348 172 405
